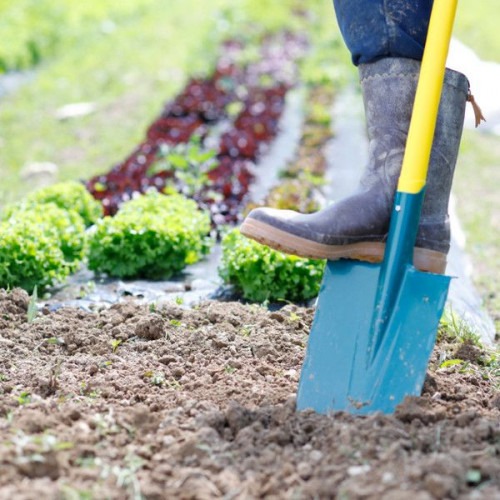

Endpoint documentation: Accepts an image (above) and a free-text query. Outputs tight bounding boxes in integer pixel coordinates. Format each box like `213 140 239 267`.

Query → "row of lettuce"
0 181 325 302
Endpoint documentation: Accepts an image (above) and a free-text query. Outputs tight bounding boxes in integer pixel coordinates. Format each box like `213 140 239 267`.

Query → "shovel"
296 0 458 415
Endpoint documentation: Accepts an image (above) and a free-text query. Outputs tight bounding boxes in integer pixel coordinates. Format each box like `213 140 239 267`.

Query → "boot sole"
240 218 447 275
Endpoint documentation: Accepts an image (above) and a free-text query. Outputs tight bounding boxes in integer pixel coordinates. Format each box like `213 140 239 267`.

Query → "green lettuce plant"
87 191 212 279
0 207 84 292
2 181 102 227
3 202 86 268
219 229 325 302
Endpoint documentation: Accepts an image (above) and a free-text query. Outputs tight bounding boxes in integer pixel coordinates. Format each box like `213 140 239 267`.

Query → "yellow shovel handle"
397 0 458 194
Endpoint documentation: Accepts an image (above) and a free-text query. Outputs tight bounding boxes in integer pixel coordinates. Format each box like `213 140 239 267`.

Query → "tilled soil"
0 289 499 500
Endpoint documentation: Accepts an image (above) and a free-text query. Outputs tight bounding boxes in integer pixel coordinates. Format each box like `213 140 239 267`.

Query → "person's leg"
240 1 469 274
333 0 433 65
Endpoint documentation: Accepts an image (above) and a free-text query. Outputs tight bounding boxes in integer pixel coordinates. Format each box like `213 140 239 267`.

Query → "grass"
0 0 228 206
438 308 482 347
455 0 500 61
0 1 160 72
454 130 500 328
451 0 500 346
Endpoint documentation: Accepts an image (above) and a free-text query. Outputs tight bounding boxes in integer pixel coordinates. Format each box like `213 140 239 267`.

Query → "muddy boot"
241 57 469 274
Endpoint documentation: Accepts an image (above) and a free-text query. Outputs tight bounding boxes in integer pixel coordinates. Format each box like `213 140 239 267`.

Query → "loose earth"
0 289 499 499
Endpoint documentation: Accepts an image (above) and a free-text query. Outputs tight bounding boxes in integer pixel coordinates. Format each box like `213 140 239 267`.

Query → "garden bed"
2 3 500 499
0 289 499 499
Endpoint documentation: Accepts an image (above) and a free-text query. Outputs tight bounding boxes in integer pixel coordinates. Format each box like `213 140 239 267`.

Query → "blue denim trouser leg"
333 0 433 66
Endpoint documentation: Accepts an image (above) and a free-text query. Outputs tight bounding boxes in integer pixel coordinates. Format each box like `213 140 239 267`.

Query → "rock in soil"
0 290 498 499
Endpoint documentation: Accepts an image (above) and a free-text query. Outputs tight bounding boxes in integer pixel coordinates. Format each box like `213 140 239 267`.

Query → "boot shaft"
358 57 469 252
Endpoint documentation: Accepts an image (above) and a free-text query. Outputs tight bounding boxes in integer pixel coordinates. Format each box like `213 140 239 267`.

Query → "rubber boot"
241 57 469 274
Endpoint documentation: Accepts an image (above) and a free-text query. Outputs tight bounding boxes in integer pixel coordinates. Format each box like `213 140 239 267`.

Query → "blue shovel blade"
296 259 450 415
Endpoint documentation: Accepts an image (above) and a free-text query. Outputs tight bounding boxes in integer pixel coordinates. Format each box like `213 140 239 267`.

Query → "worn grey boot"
241 57 469 274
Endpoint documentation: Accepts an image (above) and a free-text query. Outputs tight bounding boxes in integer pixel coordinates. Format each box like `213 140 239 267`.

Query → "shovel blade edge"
360 266 450 414
296 260 381 414
296 260 450 415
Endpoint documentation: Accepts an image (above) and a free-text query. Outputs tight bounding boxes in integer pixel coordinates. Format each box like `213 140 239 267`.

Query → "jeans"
333 0 433 66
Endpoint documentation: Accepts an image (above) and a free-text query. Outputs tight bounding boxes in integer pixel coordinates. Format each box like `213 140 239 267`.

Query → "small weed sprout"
15 391 31 405
175 296 184 305
143 371 165 386
34 336 65 352
9 431 73 466
93 409 120 437
241 324 255 337
439 359 464 370
59 484 94 500
80 381 87 395
110 339 122 353
75 456 97 468
151 373 165 387
100 453 144 500
99 360 113 370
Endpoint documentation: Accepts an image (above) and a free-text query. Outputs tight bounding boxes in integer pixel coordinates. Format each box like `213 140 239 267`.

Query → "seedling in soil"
27 285 38 323
175 296 184 305
79 381 87 396
100 453 144 500
240 325 254 337
110 339 122 353
88 390 101 400
93 410 120 437
148 302 157 312
34 336 65 352
225 365 236 374
59 485 93 500
80 381 100 399
439 359 465 369
169 319 181 327
477 351 500 383
99 361 113 370
144 371 165 387
75 457 97 468
15 391 31 405
9 431 74 463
